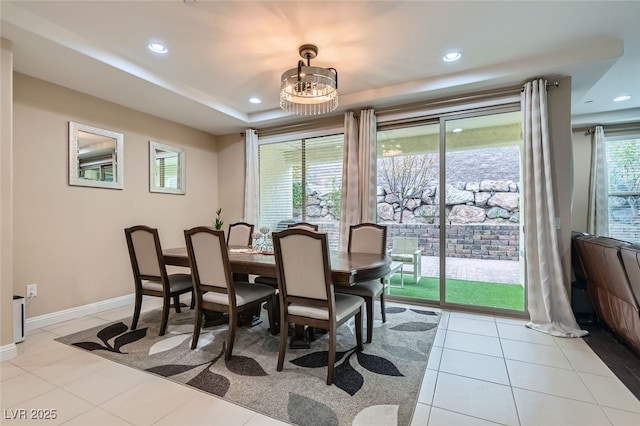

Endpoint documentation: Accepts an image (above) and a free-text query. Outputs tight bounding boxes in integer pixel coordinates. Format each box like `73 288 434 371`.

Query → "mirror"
69 122 124 189
149 141 186 194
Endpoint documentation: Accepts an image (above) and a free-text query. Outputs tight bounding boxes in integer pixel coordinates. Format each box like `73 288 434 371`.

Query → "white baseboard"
25 294 136 331
0 343 17 362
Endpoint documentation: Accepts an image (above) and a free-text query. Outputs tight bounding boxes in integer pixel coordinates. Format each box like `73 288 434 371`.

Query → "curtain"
587 126 609 236
522 79 587 338
339 112 360 250
359 109 377 222
244 129 259 226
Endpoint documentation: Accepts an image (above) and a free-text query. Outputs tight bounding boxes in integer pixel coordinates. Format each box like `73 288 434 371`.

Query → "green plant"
214 208 224 230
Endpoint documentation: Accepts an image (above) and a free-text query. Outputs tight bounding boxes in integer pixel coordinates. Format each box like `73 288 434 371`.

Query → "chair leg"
190 291 195 310
191 309 203 349
365 297 374 344
277 319 288 372
380 291 386 323
131 292 143 330
173 295 181 313
266 297 277 335
225 312 237 360
355 308 363 352
159 296 170 336
327 324 337 385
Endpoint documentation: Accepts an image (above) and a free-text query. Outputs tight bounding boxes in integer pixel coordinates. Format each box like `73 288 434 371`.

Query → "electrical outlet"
26 284 37 298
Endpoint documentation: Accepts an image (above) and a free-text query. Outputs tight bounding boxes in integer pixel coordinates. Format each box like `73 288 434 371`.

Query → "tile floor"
2 299 640 425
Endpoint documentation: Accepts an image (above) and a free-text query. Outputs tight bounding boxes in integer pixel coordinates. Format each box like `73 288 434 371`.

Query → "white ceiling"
2 1 639 136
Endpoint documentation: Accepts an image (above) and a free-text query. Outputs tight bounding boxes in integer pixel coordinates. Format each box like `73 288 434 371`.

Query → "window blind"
606 136 640 243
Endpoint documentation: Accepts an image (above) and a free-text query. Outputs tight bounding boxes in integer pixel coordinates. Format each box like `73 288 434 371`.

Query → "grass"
387 275 525 311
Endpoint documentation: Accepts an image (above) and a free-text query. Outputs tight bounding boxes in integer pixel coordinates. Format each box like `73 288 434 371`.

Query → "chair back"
184 227 232 292
287 222 319 231
391 236 418 255
124 225 166 284
227 222 254 247
273 228 331 302
349 223 387 255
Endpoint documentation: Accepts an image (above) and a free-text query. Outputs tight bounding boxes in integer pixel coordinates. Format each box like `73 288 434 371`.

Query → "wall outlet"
26 284 37 298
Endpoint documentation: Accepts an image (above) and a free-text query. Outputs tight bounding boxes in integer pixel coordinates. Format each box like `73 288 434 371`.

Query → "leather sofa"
573 233 640 354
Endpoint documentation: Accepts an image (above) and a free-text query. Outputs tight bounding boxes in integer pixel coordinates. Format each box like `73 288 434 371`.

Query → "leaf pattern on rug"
148 334 191 355
72 322 147 353
356 351 404 377
390 321 438 332
381 343 428 362
288 393 339 426
352 404 399 426
416 339 433 355
290 350 348 368
385 307 407 314
332 357 364 396
410 308 438 316
225 355 267 376
187 365 231 397
146 363 204 377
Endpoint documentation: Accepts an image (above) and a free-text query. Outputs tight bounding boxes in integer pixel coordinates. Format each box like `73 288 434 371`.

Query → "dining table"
163 247 392 287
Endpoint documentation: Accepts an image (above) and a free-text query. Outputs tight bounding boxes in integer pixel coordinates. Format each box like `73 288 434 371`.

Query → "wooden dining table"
163 247 392 287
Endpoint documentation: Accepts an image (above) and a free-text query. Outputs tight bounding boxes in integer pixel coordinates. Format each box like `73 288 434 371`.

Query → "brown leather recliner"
574 235 639 353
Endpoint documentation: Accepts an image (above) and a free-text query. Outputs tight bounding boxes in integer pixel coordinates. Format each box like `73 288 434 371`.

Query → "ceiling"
2 1 639 136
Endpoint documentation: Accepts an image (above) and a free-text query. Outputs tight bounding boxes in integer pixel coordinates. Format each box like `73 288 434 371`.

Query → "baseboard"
25 294 136 331
0 343 17 362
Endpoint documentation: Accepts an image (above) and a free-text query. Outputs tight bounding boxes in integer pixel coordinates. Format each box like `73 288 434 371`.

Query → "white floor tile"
513 387 611 426
443 330 503 357
42 316 110 337
409 402 431 426
100 375 194 425
30 351 112 386
506 359 596 403
562 347 615 377
580 372 640 413
449 311 496 323
152 391 254 426
447 317 498 338
554 335 592 352
11 342 80 372
496 322 558 346
417 369 438 404
501 338 573 369
433 328 446 347
1 372 57 407
439 348 509 385
494 315 529 326
427 407 503 425
60 406 132 426
0 362 26 382
4 388 94 426
426 345 442 371
602 406 640 426
432 372 519 425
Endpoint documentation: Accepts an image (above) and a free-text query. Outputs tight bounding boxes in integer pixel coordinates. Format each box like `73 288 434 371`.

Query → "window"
258 133 344 248
606 136 640 243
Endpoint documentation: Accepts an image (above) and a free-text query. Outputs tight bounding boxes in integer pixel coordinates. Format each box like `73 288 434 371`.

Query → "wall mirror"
69 121 124 189
149 141 186 194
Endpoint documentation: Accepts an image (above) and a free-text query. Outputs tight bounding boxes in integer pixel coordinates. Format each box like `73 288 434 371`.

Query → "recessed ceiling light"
452 128 463 133
613 95 631 102
148 42 168 54
443 51 461 62
249 97 262 104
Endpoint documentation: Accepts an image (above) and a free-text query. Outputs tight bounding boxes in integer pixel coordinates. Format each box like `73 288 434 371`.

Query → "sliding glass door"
378 109 526 315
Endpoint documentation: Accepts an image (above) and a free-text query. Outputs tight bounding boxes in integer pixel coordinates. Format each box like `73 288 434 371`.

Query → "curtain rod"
580 122 640 136
520 79 560 92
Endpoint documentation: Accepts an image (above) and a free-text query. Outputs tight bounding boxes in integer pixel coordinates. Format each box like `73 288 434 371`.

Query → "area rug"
56 304 439 426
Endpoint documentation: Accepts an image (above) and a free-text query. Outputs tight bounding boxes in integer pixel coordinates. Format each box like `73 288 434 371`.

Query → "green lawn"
387 275 525 311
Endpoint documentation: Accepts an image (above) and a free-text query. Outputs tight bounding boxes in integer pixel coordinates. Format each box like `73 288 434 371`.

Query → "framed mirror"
149 141 186 194
69 121 124 189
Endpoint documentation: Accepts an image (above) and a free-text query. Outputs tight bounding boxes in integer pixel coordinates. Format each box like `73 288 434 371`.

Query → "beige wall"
13 74 218 318
571 129 592 232
217 132 246 226
1 39 14 347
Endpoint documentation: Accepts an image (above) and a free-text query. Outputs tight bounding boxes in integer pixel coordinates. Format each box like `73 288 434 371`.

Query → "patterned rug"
56 304 439 426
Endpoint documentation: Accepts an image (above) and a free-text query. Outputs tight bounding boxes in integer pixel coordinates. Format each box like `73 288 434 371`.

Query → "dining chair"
335 223 387 343
287 222 319 231
227 222 254 247
124 225 194 336
272 228 364 385
184 227 276 359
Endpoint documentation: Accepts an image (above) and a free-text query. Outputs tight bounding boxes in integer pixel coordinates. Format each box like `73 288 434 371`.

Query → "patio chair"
389 236 421 283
